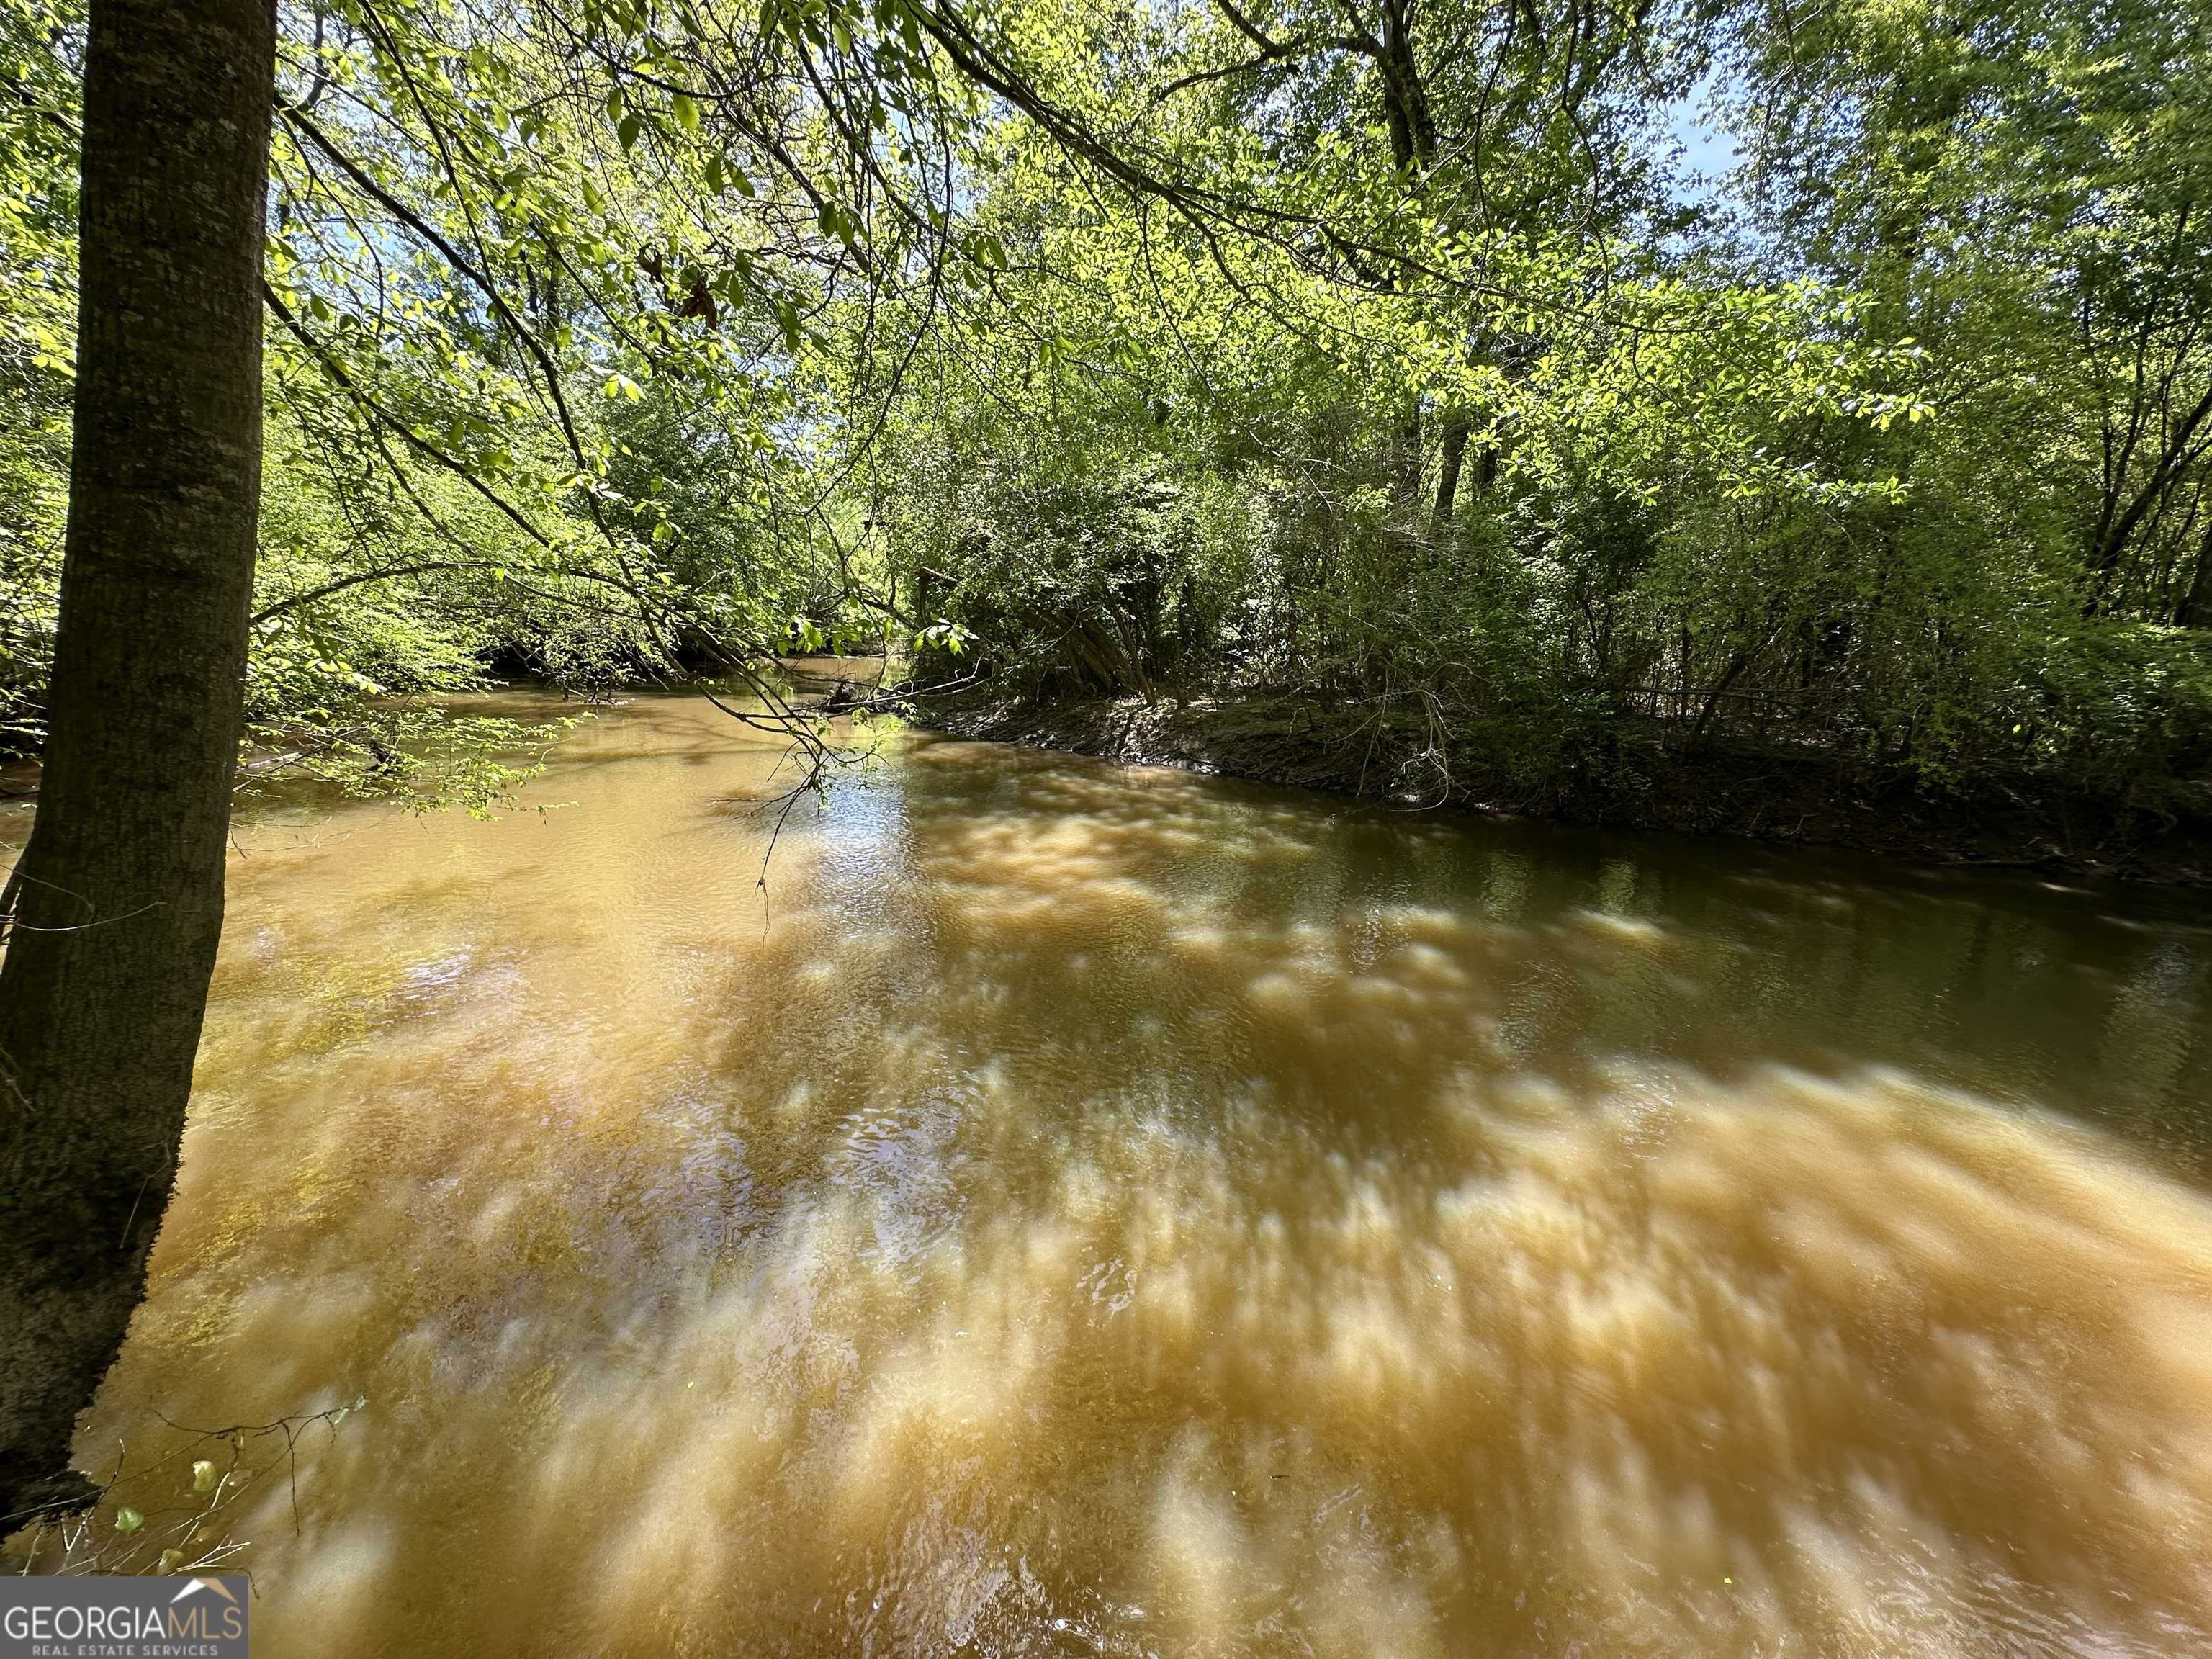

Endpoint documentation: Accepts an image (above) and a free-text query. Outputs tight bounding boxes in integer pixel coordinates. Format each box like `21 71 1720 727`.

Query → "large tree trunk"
0 0 274 1520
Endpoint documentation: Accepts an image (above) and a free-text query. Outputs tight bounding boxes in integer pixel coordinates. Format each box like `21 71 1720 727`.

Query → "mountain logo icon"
168 1578 241 1607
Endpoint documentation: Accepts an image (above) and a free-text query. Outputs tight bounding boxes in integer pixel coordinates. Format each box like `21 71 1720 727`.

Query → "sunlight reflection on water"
26 693 2212 1656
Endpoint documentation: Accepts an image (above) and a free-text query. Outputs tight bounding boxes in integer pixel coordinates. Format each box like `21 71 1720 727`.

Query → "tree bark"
1431 413 1470 535
2180 518 2212 627
1362 0 1434 523
1390 404 1424 521
0 0 274 1521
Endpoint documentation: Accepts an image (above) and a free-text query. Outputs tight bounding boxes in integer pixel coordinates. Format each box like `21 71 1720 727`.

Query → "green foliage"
2 0 922 799
850 0 2212 799
4 0 2210 809
0 0 78 756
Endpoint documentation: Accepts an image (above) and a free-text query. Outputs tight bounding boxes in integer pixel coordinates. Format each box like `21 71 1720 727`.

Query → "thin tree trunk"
0 0 274 1520
1371 0 1431 529
1431 413 1470 535
1391 405 1424 521
2178 518 2212 626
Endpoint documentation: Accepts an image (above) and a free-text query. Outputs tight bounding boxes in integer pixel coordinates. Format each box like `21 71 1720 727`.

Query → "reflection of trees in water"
2103 940 2208 1120
872 742 2212 1165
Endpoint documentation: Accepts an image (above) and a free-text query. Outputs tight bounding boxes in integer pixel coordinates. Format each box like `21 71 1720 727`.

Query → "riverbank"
14 664 2203 886
909 683 2212 887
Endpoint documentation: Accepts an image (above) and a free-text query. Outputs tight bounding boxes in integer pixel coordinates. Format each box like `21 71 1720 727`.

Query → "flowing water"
9 690 2212 1657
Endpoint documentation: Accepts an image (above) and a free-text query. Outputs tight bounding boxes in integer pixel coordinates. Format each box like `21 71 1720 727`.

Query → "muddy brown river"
8 691 2212 1655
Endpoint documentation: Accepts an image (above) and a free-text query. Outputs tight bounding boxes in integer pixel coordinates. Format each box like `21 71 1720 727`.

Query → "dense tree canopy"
1 0 2207 799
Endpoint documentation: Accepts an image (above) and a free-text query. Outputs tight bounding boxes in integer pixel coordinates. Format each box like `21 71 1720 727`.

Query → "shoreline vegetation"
780 651 2212 885
13 657 2211 889
889 675 2212 889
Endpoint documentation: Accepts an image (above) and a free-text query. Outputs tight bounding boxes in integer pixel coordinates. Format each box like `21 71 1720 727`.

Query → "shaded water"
13 692 2212 1655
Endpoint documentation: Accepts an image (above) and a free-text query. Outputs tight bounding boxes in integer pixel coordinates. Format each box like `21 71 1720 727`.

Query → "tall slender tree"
0 0 276 1519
